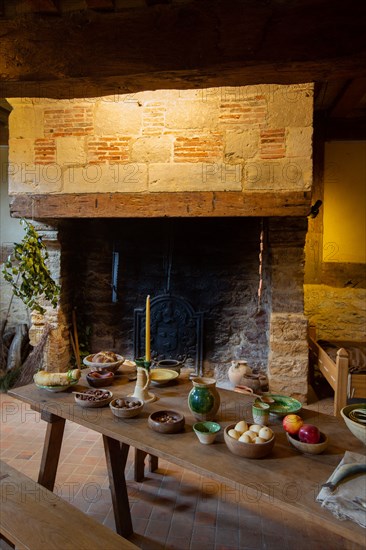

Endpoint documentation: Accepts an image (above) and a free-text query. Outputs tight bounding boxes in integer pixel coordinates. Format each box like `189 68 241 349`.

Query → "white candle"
145 295 151 362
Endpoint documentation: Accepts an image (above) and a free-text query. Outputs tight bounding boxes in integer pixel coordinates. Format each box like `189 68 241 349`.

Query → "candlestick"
145 295 151 362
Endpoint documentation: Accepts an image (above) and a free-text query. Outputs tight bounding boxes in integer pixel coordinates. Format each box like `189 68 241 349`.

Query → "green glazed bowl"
193 421 221 444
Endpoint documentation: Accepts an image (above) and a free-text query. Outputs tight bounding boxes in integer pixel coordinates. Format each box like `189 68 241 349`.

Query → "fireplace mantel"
10 191 311 219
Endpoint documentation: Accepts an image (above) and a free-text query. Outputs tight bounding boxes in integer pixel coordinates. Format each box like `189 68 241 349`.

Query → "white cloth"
317 451 366 528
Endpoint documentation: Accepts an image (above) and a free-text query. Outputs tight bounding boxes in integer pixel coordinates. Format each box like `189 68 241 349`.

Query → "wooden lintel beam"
9 191 312 219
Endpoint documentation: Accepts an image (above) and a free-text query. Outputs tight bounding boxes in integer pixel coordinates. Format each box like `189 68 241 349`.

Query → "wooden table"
8 374 366 546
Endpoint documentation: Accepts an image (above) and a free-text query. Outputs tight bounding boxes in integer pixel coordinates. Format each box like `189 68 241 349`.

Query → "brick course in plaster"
7 84 313 195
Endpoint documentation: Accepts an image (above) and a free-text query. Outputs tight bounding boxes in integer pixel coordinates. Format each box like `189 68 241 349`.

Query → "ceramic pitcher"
188 377 220 421
228 360 252 387
131 366 151 401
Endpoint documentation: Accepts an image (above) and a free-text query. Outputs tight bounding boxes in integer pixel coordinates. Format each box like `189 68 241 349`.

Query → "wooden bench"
0 460 139 550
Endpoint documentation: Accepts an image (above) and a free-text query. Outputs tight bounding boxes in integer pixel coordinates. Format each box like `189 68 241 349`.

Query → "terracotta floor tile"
145 518 171 541
165 536 191 549
191 524 216 544
215 526 240 548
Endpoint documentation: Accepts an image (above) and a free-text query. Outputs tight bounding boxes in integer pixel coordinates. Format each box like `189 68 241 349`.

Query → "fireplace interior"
55 218 305 392
60 217 270 385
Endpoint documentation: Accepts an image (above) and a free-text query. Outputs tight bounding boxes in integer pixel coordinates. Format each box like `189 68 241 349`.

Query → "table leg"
103 435 133 538
134 449 159 482
37 411 65 491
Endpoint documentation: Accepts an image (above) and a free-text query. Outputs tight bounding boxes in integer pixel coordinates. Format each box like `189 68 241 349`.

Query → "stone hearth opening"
62 217 269 382
29 215 308 400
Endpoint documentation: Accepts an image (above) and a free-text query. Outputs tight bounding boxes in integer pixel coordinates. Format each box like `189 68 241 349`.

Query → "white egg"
243 430 256 440
239 434 252 443
249 424 262 434
234 420 248 434
254 436 266 444
259 427 273 441
228 429 241 440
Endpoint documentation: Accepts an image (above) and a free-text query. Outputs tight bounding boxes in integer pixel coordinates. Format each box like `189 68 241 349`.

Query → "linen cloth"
317 451 366 528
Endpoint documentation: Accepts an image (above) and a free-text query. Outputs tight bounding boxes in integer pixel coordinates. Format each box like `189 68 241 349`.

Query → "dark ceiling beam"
85 0 115 9
0 0 365 98
325 118 366 141
330 77 366 118
13 0 59 15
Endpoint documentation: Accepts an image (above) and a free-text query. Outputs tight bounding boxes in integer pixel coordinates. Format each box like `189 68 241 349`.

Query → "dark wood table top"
9 372 366 546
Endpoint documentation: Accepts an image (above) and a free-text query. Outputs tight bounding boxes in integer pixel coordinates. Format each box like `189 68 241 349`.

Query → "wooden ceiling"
0 0 366 139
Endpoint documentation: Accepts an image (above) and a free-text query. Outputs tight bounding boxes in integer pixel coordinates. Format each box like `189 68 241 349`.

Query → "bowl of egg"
224 420 275 459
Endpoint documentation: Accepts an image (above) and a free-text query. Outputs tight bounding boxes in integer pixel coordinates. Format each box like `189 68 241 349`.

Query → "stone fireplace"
6 83 313 401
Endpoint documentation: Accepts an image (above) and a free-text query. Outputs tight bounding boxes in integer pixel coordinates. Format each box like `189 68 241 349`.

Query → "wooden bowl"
224 423 275 458
83 354 124 373
86 371 115 388
74 389 113 408
286 432 328 454
148 410 185 434
109 397 144 418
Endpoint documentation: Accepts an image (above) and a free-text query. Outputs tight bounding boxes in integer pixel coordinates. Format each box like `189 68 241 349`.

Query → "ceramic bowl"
34 379 79 393
149 368 179 386
109 397 144 418
193 421 221 444
341 403 366 445
286 431 328 454
148 410 185 434
267 395 302 417
224 423 275 458
154 359 182 374
83 353 124 373
74 388 113 408
86 371 115 388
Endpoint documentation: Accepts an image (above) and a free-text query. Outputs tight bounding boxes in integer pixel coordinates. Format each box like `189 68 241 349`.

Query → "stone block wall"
304 284 366 341
7 84 313 195
267 218 309 400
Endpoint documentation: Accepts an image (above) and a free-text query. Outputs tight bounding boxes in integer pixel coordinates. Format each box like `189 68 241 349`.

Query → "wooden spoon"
234 385 275 404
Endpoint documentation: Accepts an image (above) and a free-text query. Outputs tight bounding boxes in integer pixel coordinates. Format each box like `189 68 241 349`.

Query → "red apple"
282 414 303 435
298 424 320 444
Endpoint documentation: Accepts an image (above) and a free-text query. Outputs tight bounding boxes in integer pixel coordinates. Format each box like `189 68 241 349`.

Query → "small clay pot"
86 371 115 388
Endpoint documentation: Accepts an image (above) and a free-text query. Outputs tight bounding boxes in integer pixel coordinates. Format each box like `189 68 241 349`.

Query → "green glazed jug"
188 377 220 421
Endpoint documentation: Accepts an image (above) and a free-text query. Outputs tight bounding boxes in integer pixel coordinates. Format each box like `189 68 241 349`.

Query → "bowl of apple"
283 414 328 454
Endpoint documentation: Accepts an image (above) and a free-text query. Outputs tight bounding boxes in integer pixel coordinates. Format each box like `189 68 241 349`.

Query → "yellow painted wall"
323 141 366 263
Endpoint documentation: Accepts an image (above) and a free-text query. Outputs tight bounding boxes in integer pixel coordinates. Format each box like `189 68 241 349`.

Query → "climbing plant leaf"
2 219 60 314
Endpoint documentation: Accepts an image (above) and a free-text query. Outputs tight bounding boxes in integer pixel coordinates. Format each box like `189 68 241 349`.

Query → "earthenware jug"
131 364 156 403
188 377 220 421
228 360 252 387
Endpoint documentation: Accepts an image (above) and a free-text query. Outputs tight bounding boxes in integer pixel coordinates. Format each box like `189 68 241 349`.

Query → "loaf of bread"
34 369 81 386
92 351 119 363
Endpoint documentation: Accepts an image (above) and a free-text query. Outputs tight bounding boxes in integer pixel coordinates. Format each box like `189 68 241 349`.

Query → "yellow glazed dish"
149 369 179 385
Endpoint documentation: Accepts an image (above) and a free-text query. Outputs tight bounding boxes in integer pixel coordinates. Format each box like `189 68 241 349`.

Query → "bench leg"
134 449 159 482
103 436 133 538
37 412 65 491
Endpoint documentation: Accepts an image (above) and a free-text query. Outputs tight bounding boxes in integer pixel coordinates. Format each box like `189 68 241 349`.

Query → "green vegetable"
2 219 60 314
